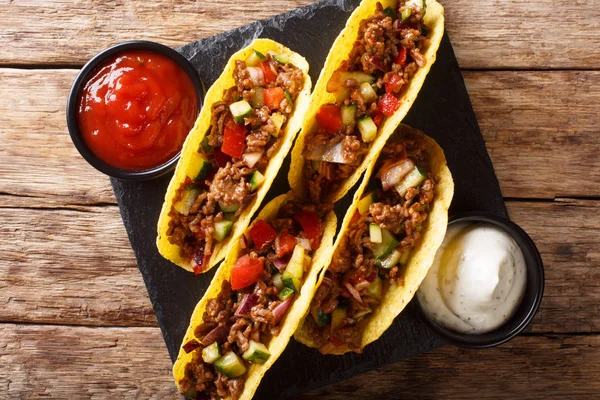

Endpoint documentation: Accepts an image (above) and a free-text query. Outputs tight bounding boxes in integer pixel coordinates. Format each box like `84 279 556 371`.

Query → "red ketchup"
78 51 198 171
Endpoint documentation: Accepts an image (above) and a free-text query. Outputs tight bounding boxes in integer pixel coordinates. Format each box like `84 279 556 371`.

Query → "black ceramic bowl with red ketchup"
67 41 203 180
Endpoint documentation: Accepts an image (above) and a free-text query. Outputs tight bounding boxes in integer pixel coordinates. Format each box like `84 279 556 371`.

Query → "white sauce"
417 222 527 334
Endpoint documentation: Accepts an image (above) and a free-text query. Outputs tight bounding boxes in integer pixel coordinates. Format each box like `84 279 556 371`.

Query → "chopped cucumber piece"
281 271 301 294
383 6 397 19
401 8 412 22
174 186 201 216
284 90 293 104
242 340 271 364
353 309 372 320
229 100 253 124
359 82 378 102
395 166 427 197
272 273 284 290
311 160 321 171
278 286 294 300
399 248 411 266
331 306 347 331
249 170 265 192
357 191 377 215
367 276 383 300
268 51 289 64
246 49 266 67
194 159 213 182
372 229 399 259
406 0 426 17
339 71 375 84
202 342 221 364
341 104 357 127
270 113 285 137
316 309 330 327
369 224 383 243
250 87 265 108
286 245 305 279
200 136 212 153
213 220 233 241
357 116 377 143
219 201 240 213
376 248 402 269
214 351 247 378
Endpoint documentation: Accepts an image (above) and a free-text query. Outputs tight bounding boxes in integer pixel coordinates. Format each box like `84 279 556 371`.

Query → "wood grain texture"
1 69 599 207
464 70 600 199
1 0 599 69
0 205 157 327
1 198 598 332
2 323 599 399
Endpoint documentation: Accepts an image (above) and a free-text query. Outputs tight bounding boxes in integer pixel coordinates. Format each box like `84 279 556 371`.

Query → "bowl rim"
66 40 204 181
413 211 545 349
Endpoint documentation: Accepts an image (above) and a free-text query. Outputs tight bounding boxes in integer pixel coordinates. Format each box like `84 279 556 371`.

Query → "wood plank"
1 323 598 399
464 71 600 199
0 205 157 327
0 69 115 206
1 69 599 206
300 334 600 399
1 1 599 69
1 198 598 332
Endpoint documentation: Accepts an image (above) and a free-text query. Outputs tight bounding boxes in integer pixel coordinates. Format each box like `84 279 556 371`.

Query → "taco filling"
166 50 306 273
305 127 436 353
303 0 429 202
178 201 328 399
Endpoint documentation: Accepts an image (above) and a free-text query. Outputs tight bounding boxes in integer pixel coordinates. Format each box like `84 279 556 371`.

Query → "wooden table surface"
1 0 599 398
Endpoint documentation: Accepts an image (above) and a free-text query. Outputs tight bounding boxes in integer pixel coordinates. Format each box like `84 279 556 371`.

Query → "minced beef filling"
303 1 428 203
166 55 305 269
178 202 329 400
306 128 436 353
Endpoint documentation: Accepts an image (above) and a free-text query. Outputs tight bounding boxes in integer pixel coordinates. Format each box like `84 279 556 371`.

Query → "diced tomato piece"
230 254 265 290
249 220 278 251
276 231 298 258
316 104 342 134
213 148 231 168
330 335 344 346
395 48 407 66
294 211 321 249
263 87 285 110
221 117 247 158
371 110 384 127
377 93 400 116
385 73 404 94
259 61 278 84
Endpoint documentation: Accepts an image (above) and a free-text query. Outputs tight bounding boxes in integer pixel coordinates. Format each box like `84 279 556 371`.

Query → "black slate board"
110 0 507 398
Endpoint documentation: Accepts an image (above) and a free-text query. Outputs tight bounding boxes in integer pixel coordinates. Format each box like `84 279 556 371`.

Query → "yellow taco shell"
295 125 454 354
157 39 312 273
289 0 444 203
172 192 337 398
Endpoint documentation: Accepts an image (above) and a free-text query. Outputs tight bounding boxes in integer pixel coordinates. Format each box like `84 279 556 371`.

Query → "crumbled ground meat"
167 53 305 264
304 0 428 203
178 201 328 399
307 127 436 353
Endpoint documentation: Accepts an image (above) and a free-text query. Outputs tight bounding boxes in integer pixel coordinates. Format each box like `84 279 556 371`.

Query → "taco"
157 39 312 274
289 0 444 204
173 193 336 399
295 125 453 354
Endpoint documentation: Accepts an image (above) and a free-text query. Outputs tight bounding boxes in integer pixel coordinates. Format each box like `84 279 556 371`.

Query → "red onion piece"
242 152 263 168
273 258 288 271
379 159 415 191
235 293 259 317
295 237 312 252
247 66 265 86
272 297 294 325
182 339 201 354
201 325 228 346
239 234 248 249
344 282 363 303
